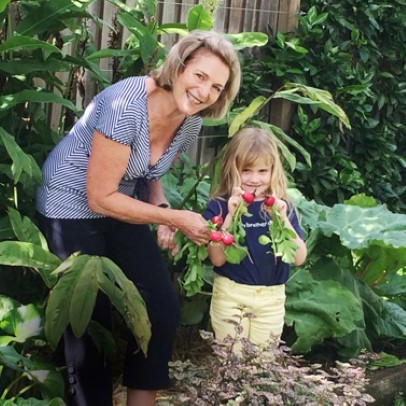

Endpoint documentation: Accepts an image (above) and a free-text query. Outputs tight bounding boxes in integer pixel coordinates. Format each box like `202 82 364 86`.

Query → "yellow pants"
210 275 286 349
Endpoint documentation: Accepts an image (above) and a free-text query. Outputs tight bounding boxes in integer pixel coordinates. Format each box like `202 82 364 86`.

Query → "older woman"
36 30 241 406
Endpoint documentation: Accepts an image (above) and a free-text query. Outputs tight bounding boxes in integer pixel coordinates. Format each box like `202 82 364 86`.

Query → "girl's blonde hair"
151 30 241 119
214 127 289 199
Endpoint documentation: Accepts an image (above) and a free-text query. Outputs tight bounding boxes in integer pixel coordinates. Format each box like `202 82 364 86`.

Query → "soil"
367 364 406 405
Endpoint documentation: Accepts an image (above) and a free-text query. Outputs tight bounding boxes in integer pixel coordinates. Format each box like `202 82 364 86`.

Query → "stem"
178 162 212 209
179 144 227 209
11 382 36 401
357 258 373 279
1 374 25 399
13 184 18 209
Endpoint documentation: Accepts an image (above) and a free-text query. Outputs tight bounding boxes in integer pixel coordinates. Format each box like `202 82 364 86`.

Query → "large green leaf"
265 123 311 167
28 369 65 399
46 255 151 355
7 207 49 250
98 257 151 355
187 4 213 31
69 257 99 338
378 301 406 338
285 268 364 353
0 128 42 184
0 0 11 13
162 174 186 208
228 96 267 136
86 48 132 61
0 215 14 240
0 398 65 406
0 90 79 114
254 121 297 171
296 198 406 251
117 12 164 65
0 58 70 75
0 304 44 343
0 295 19 320
226 32 269 50
87 320 117 361
62 54 110 88
15 0 92 36
0 241 61 287
45 256 90 349
0 35 61 59
273 84 351 129
359 243 406 285
335 329 372 358
0 345 34 369
0 344 65 399
157 23 188 36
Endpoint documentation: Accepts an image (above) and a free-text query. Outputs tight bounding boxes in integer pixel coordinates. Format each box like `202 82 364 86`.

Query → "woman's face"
172 48 230 116
239 157 272 199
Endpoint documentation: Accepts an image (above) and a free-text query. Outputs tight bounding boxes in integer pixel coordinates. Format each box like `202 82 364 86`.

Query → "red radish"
264 196 275 206
211 215 223 227
210 231 222 242
242 191 255 204
221 233 234 245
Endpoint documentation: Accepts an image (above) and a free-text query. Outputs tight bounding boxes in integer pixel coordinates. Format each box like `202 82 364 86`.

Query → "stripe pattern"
36 76 202 219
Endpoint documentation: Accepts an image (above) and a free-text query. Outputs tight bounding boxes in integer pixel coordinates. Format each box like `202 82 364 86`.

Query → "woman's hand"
171 210 210 246
157 225 179 256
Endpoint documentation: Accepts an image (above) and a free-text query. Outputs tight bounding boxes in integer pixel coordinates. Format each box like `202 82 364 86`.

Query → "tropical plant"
0 209 150 403
0 295 65 405
284 191 406 358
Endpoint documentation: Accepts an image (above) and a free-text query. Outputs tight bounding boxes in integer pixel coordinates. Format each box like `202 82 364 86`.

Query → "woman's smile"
172 48 230 116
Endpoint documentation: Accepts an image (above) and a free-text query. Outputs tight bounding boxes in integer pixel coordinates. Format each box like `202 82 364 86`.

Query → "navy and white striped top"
36 76 202 219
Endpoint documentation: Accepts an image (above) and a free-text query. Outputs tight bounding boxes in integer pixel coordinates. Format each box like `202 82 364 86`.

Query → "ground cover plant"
167 316 375 405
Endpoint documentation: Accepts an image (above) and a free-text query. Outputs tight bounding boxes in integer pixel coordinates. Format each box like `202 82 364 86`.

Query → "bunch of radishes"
258 194 298 264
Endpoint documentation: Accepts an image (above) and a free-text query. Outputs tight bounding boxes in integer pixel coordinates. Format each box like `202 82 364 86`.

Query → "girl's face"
239 157 272 199
172 48 230 116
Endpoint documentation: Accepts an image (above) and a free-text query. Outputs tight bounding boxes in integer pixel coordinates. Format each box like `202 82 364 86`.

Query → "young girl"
203 127 307 350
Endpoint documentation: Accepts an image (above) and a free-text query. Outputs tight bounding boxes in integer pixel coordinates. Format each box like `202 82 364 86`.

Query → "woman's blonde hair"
152 30 241 119
214 127 289 199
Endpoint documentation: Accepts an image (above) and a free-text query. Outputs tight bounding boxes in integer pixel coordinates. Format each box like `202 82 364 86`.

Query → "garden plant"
0 0 406 404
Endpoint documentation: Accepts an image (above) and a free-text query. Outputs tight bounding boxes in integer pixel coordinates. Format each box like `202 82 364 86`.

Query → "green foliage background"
245 0 406 211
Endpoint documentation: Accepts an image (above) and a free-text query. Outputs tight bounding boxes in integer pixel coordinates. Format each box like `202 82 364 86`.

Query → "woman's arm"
147 178 170 207
86 131 210 244
147 178 179 254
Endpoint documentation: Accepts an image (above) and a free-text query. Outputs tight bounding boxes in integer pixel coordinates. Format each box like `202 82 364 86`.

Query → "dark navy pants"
38 215 180 406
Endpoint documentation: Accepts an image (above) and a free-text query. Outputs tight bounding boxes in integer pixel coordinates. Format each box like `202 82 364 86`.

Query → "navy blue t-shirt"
203 198 304 286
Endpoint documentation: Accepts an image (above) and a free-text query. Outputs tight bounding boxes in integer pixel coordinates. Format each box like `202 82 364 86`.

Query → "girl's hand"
265 195 288 217
228 187 243 214
274 197 288 217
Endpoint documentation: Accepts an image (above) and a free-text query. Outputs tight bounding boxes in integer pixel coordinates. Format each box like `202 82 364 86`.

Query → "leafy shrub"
257 0 406 211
